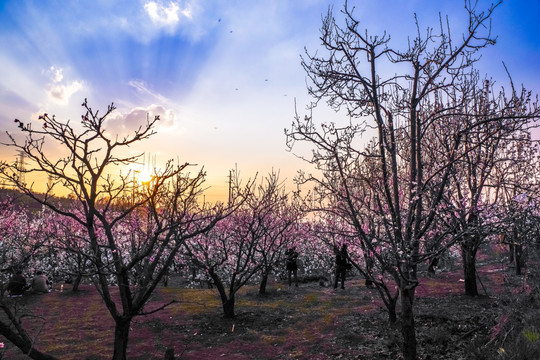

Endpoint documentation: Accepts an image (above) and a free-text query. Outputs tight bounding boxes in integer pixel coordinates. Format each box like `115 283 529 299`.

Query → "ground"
0 260 537 360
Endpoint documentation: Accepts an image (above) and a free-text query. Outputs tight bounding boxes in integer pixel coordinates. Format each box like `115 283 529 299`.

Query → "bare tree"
0 301 58 360
286 2 505 358
0 100 241 360
441 75 540 295
492 130 540 275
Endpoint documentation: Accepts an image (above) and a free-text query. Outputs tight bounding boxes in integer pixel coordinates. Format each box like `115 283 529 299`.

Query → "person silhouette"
6 270 28 296
334 244 349 289
285 247 299 287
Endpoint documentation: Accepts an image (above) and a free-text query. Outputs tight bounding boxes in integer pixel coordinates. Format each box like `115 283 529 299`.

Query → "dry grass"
0 261 522 360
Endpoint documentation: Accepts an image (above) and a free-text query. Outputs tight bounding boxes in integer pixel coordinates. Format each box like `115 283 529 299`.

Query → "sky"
0 0 539 201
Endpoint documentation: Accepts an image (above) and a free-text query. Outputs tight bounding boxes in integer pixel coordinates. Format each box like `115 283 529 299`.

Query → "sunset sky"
1 0 539 201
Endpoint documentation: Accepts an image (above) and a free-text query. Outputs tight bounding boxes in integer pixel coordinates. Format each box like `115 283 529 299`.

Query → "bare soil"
0 261 530 360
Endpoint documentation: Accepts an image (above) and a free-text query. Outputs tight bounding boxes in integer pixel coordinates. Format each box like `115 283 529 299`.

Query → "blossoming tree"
0 100 244 360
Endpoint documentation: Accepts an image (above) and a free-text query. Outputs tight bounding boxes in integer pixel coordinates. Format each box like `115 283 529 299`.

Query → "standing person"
285 247 299 287
334 244 349 289
31 270 50 293
6 270 27 296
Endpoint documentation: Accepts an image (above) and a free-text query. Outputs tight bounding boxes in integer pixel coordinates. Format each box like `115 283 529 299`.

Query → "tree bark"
163 348 175 360
462 243 478 296
259 272 269 295
210 272 236 318
400 287 417 360
508 243 515 264
223 295 235 319
387 297 397 323
112 317 132 360
71 273 83 292
427 257 439 274
514 244 523 276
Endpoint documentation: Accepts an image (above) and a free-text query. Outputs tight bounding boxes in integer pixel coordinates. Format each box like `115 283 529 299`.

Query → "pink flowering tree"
33 208 93 291
182 170 302 316
0 197 60 360
439 75 540 295
0 100 244 360
491 136 540 275
302 157 403 324
250 171 303 295
295 220 336 281
183 210 260 318
0 199 58 290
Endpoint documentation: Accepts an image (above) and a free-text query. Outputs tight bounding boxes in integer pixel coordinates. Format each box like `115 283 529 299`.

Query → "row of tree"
0 130 303 360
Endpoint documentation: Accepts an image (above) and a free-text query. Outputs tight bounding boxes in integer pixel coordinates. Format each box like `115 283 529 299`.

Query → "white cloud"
48 66 64 83
43 66 84 106
47 81 84 105
144 1 192 32
105 104 177 137
62 0 210 43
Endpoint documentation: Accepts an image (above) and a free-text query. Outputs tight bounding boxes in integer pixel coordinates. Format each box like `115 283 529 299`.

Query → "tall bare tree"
284 2 520 358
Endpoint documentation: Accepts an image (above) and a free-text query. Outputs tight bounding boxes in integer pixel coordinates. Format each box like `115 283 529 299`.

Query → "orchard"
1 1 540 359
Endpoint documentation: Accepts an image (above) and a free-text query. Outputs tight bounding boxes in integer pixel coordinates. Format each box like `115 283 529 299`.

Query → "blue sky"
1 0 539 200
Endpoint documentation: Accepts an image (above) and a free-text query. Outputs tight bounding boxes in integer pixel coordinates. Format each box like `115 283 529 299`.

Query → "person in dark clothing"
334 244 349 289
6 270 28 296
285 247 299 287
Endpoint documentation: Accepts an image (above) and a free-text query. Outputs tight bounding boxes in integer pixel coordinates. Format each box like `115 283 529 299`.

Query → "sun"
137 169 153 184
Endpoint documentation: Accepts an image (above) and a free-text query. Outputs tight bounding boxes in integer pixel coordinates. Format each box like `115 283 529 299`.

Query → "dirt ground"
0 260 535 360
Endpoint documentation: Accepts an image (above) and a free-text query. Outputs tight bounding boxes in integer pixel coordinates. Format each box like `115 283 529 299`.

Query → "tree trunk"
462 245 478 296
427 257 439 274
515 244 523 276
162 267 169 287
223 295 235 319
375 283 398 323
400 287 417 360
71 273 83 292
365 256 374 286
259 272 269 295
387 296 397 323
112 317 132 360
209 273 235 318
508 243 515 264
163 348 174 360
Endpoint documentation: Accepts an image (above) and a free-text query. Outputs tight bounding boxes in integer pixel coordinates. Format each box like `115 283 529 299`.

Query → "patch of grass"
303 293 319 306
167 289 219 316
321 311 336 326
523 328 540 343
